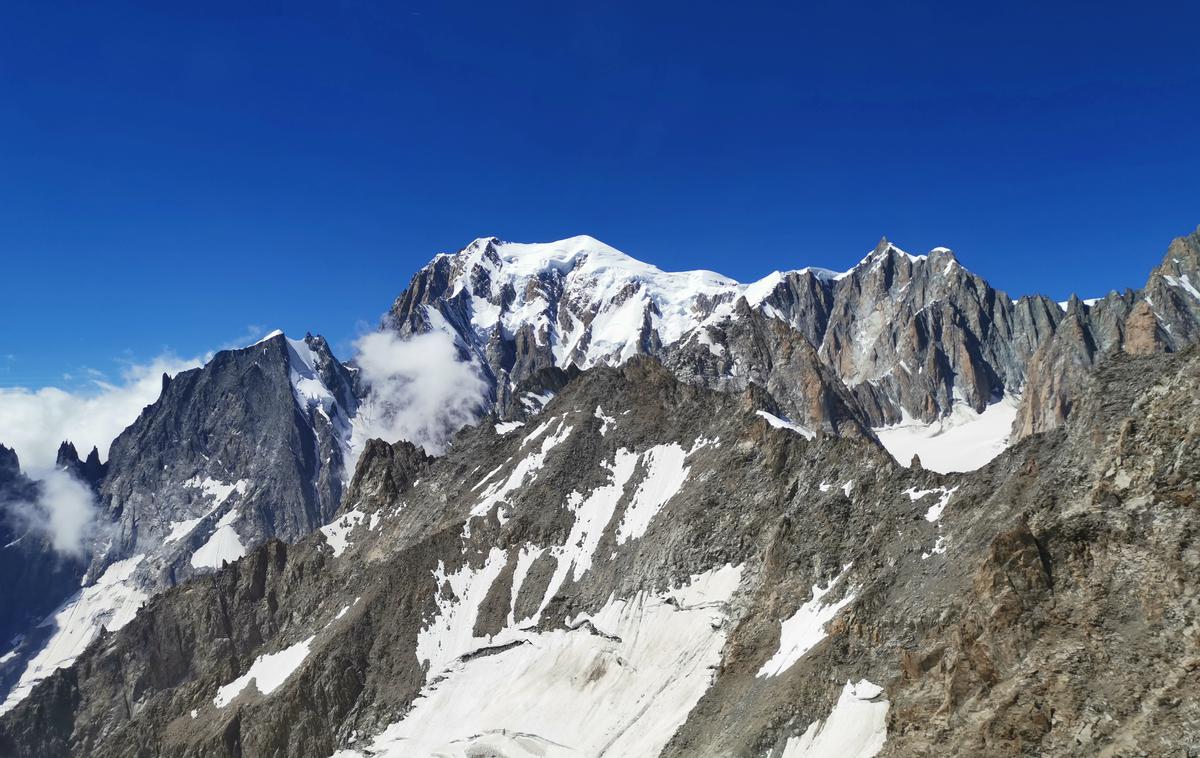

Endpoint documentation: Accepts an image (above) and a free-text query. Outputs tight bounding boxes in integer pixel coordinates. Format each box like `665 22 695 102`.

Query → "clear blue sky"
2 1 1198 387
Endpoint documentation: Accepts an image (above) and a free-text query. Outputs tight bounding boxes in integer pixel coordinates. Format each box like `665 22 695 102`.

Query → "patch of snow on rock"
780 679 889 758
163 515 205 544
922 535 948 560
320 509 367 558
903 486 958 523
471 419 574 521
756 410 816 440
190 509 247 569
415 547 510 682
1165 273 1200 300
340 564 743 758
757 569 856 677
493 420 525 435
558 449 640 583
520 390 555 415
214 635 316 708
593 405 615 436
875 395 1020 474
507 545 545 626
1 555 149 713
616 443 690 544
183 476 248 507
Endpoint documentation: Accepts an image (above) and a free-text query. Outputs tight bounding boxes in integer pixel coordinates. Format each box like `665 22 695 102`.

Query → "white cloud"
3 468 102 557
350 331 488 456
0 354 201 471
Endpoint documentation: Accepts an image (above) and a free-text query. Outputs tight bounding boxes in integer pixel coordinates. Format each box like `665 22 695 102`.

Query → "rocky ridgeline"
0 346 1196 756
385 230 1200 438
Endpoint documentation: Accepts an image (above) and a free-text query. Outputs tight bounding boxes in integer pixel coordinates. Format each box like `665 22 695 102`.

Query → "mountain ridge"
0 226 1197 756
386 228 1200 443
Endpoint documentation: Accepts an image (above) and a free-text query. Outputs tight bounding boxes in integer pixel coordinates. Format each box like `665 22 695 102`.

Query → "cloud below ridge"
350 331 489 457
0 354 202 471
2 468 103 558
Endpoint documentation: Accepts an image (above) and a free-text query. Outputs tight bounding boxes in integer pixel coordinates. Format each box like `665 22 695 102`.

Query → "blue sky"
2 0 1198 388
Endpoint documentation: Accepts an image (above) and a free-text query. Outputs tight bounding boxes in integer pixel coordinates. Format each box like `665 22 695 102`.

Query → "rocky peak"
53 440 77 467
664 302 875 437
94 330 362 576
1153 226 1200 279
1140 226 1200 351
341 439 432 515
0 329 367 715
54 441 106 490
1013 228 1200 439
0 445 19 483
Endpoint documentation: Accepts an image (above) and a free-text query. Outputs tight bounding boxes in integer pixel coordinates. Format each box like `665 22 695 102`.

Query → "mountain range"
0 227 1197 757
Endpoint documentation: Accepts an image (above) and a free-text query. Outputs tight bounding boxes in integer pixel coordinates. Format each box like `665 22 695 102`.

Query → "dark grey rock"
0 446 88 693
55 443 106 491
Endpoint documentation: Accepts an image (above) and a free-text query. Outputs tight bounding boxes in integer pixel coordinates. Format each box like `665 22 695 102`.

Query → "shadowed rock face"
92 332 359 584
1 347 1195 757
663 300 875 438
0 332 364 714
55 443 107 491
382 230 1200 443
0 447 88 673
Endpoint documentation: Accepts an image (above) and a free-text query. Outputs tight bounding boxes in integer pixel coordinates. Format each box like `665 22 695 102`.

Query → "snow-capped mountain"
386 230 1200 467
0 331 362 713
385 235 779 367
1 227 1199 757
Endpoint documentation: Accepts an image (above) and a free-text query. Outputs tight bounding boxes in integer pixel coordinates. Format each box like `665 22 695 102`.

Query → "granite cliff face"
1 347 1196 757
92 331 359 583
1014 228 1200 437
0 331 364 714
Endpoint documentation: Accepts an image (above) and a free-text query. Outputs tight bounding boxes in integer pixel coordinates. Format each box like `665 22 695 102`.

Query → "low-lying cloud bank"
2 468 102 558
0 354 200 471
350 331 488 456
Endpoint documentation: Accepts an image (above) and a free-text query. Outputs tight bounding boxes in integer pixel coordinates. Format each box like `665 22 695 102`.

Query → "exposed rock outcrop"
2 348 1195 756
